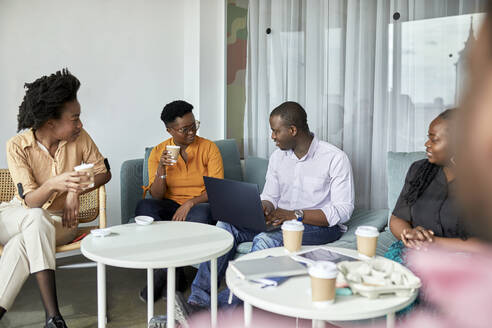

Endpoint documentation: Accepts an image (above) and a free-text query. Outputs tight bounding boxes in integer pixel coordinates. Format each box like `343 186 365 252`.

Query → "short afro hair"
160 100 193 125
270 101 309 133
17 68 80 132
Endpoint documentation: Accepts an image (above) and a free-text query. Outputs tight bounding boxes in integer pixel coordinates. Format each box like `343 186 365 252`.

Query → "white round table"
226 246 418 328
81 221 233 328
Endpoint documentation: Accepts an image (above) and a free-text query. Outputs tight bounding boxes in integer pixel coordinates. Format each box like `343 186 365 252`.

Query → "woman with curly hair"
0 69 111 327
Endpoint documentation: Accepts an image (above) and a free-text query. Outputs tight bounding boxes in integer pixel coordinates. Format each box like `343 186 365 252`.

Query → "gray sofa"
235 151 426 256
376 151 426 255
120 139 268 224
120 139 425 257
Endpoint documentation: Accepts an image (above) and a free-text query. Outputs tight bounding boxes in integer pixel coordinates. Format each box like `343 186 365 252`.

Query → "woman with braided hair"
0 69 111 327
386 109 482 264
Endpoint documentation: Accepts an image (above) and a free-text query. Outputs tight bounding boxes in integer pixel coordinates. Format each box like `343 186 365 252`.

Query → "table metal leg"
387 312 395 328
244 302 252 327
167 267 176 328
147 268 154 323
97 262 106 328
211 258 218 327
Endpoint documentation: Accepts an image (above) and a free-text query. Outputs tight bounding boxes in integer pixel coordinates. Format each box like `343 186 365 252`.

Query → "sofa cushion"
214 139 243 181
387 152 426 223
143 147 153 187
346 208 389 232
120 159 145 224
244 157 269 193
235 208 388 255
329 208 389 249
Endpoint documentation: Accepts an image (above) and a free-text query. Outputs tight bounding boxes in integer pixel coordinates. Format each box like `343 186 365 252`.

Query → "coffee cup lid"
308 261 338 279
281 219 304 231
355 226 379 237
74 163 94 171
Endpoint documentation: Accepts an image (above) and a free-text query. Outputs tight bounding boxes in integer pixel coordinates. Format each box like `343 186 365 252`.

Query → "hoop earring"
450 156 456 165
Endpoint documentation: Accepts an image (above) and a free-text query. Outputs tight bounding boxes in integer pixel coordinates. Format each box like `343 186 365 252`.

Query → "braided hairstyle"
403 108 456 206
17 68 80 132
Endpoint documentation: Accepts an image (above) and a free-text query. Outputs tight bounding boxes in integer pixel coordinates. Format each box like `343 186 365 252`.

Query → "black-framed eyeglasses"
172 121 200 135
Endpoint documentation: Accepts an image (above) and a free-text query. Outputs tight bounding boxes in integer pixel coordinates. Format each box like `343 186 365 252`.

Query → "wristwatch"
294 209 304 222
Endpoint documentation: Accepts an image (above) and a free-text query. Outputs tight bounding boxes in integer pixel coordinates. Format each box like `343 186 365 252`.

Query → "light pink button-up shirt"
260 136 354 230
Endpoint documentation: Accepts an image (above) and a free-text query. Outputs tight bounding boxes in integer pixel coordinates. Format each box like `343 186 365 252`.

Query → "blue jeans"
135 198 214 224
188 221 343 308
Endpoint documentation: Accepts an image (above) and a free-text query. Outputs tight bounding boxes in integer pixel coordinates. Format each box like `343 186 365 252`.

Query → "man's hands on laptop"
262 201 296 226
262 200 275 219
269 208 297 226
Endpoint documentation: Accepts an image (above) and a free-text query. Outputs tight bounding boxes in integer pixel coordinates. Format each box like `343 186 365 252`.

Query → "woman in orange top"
135 100 224 302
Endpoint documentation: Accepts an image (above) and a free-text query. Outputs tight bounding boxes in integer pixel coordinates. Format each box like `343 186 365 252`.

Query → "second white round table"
226 246 417 328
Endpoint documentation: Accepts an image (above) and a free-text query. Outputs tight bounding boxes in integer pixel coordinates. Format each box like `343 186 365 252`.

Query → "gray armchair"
120 139 268 224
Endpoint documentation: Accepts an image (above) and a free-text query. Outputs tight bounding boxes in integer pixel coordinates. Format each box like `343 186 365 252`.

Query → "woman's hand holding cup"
49 171 88 194
159 150 177 167
74 163 95 189
160 145 180 167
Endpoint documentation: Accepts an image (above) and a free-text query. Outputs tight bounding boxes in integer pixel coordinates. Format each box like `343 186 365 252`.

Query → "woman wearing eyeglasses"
135 100 224 302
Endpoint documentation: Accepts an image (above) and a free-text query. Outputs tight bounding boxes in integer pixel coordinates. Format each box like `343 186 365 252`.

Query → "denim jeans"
188 221 343 308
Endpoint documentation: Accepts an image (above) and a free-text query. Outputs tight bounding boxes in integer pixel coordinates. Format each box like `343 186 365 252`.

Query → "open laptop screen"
204 176 268 232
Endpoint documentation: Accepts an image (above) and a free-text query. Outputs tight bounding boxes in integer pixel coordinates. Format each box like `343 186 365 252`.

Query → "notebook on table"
229 255 308 281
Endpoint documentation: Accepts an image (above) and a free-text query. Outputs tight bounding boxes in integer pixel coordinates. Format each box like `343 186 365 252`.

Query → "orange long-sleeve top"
146 136 224 204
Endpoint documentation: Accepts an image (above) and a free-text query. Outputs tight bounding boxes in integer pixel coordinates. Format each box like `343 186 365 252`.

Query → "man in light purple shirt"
260 104 354 231
186 101 355 310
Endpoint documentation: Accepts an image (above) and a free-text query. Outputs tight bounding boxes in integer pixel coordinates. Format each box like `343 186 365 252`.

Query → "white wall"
183 0 201 112
199 0 226 139
0 0 226 226
183 0 225 140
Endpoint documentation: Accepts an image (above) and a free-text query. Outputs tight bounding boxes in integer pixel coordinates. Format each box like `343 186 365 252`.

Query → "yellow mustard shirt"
146 136 224 205
6 128 107 212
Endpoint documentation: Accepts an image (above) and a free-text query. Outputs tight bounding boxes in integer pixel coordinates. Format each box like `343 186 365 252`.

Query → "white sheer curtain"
244 0 486 209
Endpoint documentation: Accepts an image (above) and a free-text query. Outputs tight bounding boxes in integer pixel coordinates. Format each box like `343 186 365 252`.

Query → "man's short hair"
270 101 309 132
160 100 193 125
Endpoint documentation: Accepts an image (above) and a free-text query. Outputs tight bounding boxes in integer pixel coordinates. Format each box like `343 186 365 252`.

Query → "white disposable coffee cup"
74 163 94 188
309 261 338 306
281 220 304 253
166 145 180 163
355 226 379 258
